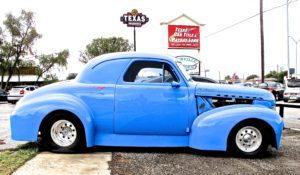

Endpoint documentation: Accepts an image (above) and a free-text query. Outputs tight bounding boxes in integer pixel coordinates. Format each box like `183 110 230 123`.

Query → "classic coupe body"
11 53 284 156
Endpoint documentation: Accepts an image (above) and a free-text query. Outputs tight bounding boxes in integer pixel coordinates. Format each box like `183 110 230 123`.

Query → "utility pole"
133 27 136 51
260 0 265 83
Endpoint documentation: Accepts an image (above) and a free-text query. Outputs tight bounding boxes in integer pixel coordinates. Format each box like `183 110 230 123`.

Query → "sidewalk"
13 152 112 175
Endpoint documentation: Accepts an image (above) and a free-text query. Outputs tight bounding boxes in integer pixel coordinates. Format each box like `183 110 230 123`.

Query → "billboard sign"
175 55 199 71
120 9 149 27
168 25 200 49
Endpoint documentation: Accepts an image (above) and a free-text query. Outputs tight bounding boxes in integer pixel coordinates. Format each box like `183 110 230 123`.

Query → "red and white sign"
168 25 200 49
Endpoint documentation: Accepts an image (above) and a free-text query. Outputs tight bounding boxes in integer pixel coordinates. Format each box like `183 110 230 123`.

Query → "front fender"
10 93 95 147
189 105 283 151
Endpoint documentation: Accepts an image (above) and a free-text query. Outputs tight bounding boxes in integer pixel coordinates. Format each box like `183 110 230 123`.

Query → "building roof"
160 14 205 26
2 75 44 82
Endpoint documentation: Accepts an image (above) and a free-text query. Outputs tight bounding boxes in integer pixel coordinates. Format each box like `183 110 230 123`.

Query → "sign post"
120 9 149 51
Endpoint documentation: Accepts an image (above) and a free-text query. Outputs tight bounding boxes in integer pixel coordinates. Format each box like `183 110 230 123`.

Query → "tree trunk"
35 74 41 85
1 71 4 89
17 61 20 83
4 58 18 90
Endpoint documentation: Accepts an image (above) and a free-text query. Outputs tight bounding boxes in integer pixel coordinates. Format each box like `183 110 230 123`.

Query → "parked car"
0 89 8 102
234 82 253 87
283 79 300 102
257 82 284 101
8 85 38 104
10 53 283 157
191 76 218 83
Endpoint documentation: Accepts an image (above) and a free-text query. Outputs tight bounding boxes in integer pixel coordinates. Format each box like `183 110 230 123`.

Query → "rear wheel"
228 121 269 157
41 113 86 152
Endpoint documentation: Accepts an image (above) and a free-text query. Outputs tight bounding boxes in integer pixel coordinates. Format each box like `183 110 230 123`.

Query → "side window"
25 87 30 91
124 61 179 83
30 87 35 91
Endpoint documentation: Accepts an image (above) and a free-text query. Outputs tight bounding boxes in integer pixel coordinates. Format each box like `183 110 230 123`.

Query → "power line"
205 0 298 38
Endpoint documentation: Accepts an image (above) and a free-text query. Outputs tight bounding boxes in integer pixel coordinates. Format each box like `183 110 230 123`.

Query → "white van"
283 79 300 102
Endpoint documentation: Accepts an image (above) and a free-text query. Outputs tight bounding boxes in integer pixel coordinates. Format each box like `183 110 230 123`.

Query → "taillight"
20 89 24 94
267 87 273 91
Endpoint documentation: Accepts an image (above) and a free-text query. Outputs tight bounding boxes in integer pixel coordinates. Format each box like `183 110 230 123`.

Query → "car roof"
191 76 218 83
85 52 176 69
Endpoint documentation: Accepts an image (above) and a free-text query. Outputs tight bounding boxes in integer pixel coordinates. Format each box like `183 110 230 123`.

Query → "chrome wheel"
235 126 262 153
50 120 77 147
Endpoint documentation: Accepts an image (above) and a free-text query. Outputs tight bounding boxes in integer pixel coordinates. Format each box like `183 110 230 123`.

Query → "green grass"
0 143 38 175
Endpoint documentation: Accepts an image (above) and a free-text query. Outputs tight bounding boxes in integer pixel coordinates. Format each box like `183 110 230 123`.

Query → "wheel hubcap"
235 126 262 153
50 120 77 147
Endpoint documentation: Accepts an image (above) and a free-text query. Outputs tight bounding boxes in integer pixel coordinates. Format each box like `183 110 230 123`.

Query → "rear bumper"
283 95 300 101
7 96 22 101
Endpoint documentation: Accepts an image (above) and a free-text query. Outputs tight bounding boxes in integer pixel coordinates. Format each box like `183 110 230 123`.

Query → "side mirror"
171 81 180 88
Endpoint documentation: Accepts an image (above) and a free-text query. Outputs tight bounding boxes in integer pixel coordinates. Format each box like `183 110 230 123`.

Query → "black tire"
273 93 278 101
41 112 86 152
228 121 269 157
283 99 289 103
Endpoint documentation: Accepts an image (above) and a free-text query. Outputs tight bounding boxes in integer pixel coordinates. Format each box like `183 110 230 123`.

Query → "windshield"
176 63 192 81
287 79 300 88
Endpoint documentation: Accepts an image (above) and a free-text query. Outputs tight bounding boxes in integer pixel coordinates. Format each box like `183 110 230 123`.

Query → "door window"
124 61 179 83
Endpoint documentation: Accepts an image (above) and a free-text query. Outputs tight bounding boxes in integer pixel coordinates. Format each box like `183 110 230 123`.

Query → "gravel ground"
109 129 300 175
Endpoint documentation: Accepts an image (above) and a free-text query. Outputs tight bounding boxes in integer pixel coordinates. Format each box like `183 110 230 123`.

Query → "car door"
114 59 190 136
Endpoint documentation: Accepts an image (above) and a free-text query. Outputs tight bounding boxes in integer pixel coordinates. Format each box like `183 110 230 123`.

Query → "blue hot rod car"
11 52 283 156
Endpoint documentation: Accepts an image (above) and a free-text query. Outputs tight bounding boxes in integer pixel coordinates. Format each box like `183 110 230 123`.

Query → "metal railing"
276 102 300 118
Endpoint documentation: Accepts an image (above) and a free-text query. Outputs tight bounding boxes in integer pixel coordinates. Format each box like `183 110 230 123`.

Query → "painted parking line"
13 152 112 175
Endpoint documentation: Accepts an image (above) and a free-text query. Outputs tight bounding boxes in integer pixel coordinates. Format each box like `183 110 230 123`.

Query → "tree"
224 75 231 80
0 10 41 90
35 49 69 84
265 70 287 83
79 37 132 63
246 74 259 81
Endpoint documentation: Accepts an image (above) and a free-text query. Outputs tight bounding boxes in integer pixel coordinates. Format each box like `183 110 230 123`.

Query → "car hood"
195 83 275 101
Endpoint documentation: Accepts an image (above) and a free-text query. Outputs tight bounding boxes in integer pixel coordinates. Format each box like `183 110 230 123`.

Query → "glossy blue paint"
189 104 283 151
10 52 284 152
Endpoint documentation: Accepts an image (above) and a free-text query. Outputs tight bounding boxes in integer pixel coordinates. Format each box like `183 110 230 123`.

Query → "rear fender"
11 94 95 147
189 104 283 151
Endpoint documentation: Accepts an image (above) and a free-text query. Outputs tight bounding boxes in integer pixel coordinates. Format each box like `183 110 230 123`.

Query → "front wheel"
228 122 268 157
41 113 86 152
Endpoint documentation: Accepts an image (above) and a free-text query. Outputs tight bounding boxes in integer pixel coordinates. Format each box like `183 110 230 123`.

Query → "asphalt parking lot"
1 101 300 174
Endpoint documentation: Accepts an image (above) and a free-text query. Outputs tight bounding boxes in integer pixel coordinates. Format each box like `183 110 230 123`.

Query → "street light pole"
287 0 291 78
289 36 300 77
